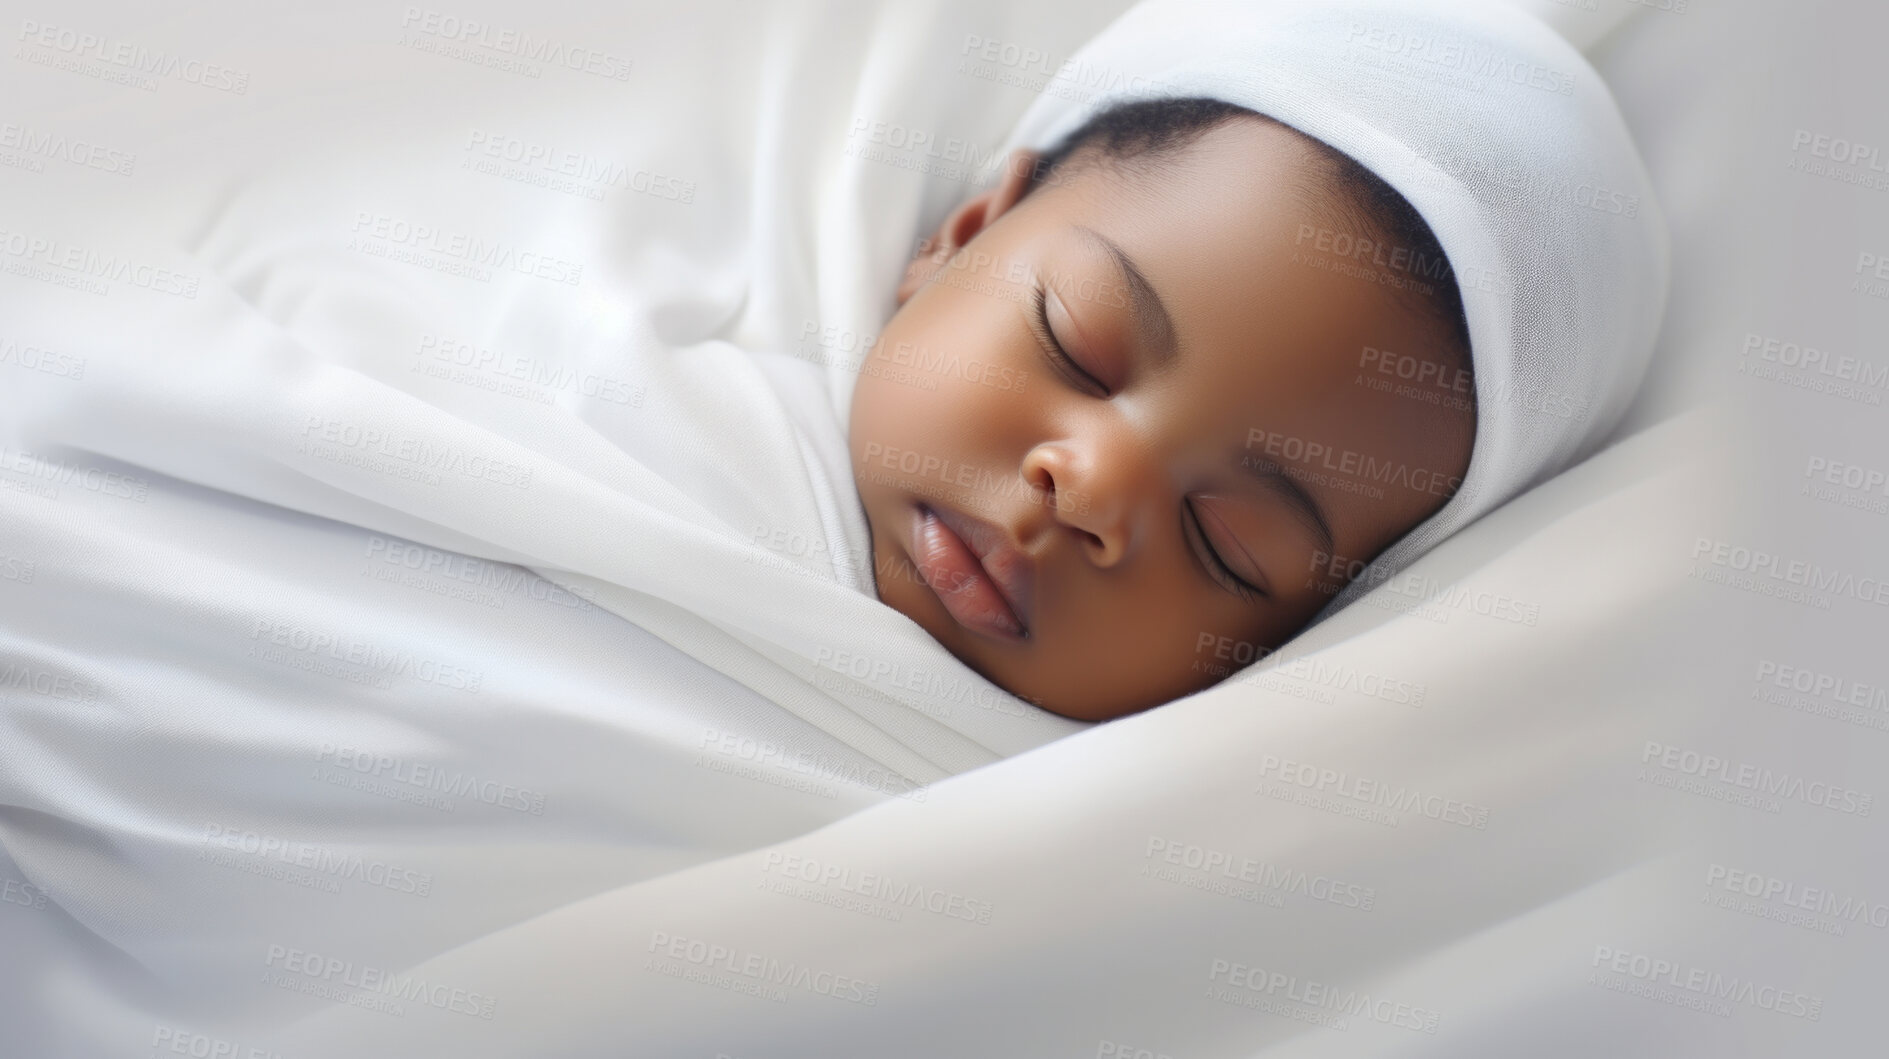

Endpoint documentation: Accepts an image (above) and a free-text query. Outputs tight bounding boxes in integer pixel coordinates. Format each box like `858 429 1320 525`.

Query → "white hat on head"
998 0 1671 625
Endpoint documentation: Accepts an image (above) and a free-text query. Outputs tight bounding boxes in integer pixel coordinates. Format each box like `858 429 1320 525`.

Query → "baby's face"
848 119 1474 721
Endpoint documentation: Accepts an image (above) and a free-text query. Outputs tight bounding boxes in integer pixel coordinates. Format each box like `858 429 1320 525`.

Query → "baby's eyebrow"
1073 225 1177 368
1237 454 1336 557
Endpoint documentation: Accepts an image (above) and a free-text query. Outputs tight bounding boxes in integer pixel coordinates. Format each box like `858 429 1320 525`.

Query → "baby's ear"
896 149 1044 305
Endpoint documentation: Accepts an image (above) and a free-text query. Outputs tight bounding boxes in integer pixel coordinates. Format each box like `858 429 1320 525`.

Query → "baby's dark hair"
1027 97 1472 366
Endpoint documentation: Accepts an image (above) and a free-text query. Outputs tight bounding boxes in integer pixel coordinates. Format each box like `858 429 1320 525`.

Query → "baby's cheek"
872 345 1008 454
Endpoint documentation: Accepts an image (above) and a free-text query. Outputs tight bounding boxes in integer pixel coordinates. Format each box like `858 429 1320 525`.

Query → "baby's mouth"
907 501 1036 644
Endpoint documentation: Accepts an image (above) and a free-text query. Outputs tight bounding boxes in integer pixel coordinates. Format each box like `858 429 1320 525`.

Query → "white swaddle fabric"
0 3 1113 1046
970 0 1672 624
0 103 1087 786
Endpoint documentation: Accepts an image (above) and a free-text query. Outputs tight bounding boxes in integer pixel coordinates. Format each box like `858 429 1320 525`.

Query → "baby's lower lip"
908 503 1027 643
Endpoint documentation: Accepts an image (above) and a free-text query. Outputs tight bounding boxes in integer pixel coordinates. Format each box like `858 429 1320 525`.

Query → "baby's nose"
1021 437 1161 567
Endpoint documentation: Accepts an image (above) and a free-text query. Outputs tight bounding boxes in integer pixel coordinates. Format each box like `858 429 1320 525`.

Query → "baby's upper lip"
927 502 1037 636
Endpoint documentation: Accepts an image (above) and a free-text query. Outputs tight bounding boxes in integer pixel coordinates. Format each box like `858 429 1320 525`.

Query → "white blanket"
2 0 1882 1055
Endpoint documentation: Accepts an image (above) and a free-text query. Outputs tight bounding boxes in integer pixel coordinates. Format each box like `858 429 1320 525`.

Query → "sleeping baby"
851 99 1474 722
843 0 1667 723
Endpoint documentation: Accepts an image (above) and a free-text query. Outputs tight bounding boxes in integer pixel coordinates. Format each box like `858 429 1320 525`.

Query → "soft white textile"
1 0 1881 1056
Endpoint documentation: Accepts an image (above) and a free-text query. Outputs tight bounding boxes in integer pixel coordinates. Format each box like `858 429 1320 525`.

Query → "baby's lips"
977 532 1036 636
911 504 1026 641
930 502 1037 636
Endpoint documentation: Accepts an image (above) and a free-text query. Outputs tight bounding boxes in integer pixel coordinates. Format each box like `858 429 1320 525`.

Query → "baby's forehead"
1042 194 1444 356
1052 120 1464 368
